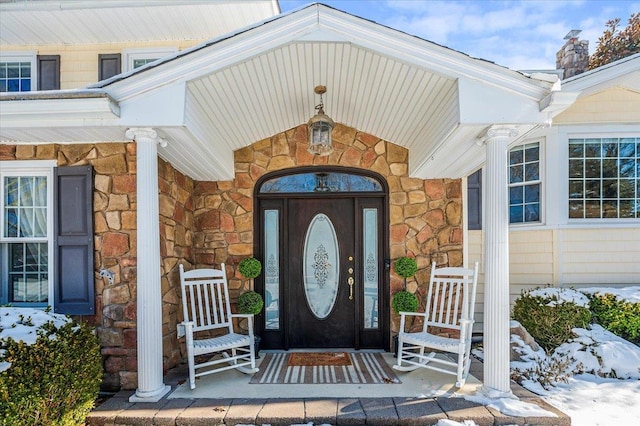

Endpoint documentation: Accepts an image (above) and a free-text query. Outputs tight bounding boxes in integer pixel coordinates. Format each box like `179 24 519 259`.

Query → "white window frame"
566 132 639 222
0 51 37 93
507 139 545 227
122 47 177 72
0 160 55 307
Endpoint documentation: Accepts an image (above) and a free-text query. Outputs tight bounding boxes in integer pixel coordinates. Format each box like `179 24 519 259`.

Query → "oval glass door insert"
303 213 340 319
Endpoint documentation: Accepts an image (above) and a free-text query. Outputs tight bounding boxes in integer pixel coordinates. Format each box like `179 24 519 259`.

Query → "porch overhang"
0 3 569 182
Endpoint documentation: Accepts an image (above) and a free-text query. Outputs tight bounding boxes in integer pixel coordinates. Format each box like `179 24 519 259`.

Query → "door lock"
347 276 354 300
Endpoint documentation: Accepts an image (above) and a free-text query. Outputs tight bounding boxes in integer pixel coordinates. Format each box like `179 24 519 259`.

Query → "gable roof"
1 3 566 181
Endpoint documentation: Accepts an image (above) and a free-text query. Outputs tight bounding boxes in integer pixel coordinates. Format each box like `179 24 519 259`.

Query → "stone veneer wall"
0 143 138 390
191 123 463 331
157 158 195 373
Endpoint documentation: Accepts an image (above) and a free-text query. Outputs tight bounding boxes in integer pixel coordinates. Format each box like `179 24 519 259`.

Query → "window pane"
585 180 601 198
525 204 540 222
509 186 523 203
569 180 583 199
602 200 618 218
585 141 601 157
510 205 523 223
525 145 539 162
260 172 383 193
509 165 523 183
620 158 635 178
363 208 379 329
264 210 280 330
620 141 635 158
525 163 539 181
5 208 18 237
525 184 539 203
620 179 634 198
569 159 583 178
585 159 601 178
619 200 634 218
603 180 618 198
569 200 584 218
569 141 583 158
509 149 523 165
603 140 618 157
585 200 601 218
8 243 48 303
602 159 617 178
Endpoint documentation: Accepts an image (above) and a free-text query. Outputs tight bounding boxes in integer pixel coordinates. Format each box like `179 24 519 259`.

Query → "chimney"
556 30 589 79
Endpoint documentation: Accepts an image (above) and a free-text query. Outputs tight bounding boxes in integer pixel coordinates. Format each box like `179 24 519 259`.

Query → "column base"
477 385 516 400
129 384 171 403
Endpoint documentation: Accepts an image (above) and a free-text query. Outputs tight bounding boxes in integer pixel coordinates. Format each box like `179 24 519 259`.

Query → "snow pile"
580 286 640 304
0 307 71 372
527 287 590 307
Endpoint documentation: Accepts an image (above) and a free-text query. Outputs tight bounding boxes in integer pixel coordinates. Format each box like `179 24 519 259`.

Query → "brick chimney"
556 30 589 79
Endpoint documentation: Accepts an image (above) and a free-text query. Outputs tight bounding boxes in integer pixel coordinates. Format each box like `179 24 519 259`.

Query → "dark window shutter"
37 55 60 90
467 169 482 230
98 53 121 81
54 165 95 315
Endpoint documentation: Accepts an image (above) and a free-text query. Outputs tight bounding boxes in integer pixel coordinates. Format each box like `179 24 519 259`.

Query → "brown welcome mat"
287 352 351 366
250 352 401 384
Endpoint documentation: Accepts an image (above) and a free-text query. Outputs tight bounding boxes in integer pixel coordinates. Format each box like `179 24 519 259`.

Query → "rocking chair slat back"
180 264 233 333
424 265 477 330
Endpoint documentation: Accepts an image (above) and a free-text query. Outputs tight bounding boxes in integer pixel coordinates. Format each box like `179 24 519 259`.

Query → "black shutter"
467 169 482 230
37 55 60 90
98 53 121 81
54 165 95 315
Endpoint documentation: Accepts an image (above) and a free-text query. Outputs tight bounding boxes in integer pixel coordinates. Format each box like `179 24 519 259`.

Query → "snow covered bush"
512 287 591 352
0 307 102 425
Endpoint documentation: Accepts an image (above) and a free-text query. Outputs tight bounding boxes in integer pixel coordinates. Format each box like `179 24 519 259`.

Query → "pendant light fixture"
307 85 335 156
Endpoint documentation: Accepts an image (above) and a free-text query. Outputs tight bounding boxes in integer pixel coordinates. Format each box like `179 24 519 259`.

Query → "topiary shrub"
392 290 419 314
238 257 262 279
0 307 102 425
237 290 264 315
512 287 591 352
586 292 640 345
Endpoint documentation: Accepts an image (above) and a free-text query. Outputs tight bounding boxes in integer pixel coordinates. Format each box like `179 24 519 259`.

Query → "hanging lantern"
307 85 334 156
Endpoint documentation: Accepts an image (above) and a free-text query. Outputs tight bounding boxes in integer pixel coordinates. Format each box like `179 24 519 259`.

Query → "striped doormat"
250 352 401 384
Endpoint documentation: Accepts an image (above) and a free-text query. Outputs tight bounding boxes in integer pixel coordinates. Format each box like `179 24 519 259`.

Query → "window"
509 142 541 223
1 162 94 314
1 163 53 307
122 47 177 72
568 137 639 219
0 53 36 92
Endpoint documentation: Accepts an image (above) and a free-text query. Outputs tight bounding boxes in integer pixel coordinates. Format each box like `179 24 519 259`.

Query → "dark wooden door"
287 198 356 347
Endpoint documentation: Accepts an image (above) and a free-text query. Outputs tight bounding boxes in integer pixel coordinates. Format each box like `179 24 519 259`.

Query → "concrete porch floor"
87 353 571 425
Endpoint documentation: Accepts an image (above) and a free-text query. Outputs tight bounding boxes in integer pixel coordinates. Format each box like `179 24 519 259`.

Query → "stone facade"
1 142 138 391
192 123 463 332
1 121 464 391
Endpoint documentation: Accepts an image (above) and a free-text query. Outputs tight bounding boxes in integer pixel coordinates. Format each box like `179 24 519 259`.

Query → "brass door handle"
347 277 354 300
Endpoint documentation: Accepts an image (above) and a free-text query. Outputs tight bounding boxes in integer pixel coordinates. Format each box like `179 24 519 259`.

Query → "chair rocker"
393 261 479 387
178 263 258 389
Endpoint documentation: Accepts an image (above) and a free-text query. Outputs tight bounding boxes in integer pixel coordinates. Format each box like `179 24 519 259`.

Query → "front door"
288 198 355 347
256 167 389 351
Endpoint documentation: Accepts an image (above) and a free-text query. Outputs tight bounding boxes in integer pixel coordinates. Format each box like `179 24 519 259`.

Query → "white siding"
469 227 640 333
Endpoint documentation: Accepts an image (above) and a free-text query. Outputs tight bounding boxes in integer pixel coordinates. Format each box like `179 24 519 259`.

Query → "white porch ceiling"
0 1 280 45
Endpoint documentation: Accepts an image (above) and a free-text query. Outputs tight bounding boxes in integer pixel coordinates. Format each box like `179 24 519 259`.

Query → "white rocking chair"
393 261 479 387
178 264 258 389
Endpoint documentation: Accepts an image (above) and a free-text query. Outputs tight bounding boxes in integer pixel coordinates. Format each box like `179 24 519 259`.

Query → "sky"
279 0 639 71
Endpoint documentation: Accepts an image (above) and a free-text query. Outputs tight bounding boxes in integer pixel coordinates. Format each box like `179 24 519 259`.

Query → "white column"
125 128 170 402
481 125 518 398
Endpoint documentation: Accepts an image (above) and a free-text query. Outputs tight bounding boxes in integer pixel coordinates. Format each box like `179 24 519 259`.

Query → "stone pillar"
125 128 170 402
481 126 517 397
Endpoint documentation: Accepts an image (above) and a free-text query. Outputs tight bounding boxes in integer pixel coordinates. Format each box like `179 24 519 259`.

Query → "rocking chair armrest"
231 314 255 339
177 321 194 339
460 318 474 325
399 311 426 319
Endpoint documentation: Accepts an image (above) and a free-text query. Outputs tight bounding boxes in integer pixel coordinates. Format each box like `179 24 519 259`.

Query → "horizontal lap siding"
468 227 640 334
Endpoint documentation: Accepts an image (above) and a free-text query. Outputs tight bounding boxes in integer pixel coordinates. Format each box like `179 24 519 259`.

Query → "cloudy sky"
279 0 639 71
